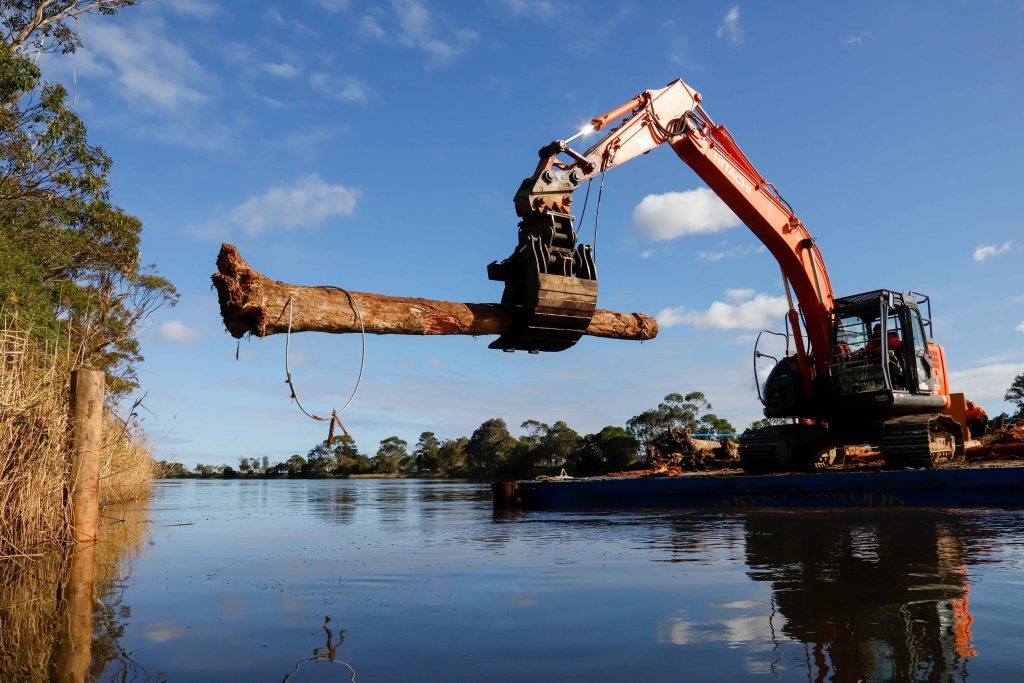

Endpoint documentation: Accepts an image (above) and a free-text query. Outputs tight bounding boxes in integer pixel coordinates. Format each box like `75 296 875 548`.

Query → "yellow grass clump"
1 318 158 681
99 417 156 506
0 326 72 557
1 323 157 557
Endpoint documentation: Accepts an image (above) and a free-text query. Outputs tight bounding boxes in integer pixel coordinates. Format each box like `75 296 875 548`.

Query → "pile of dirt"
967 424 1024 461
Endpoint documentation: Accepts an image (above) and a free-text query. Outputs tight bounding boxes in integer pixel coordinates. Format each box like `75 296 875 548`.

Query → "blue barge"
492 464 1024 510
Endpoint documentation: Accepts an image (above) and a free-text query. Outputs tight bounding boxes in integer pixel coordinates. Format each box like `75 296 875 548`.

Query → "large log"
211 244 658 342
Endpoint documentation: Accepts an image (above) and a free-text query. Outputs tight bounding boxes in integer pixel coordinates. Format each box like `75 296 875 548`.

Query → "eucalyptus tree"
1007 373 1024 415
1 0 175 394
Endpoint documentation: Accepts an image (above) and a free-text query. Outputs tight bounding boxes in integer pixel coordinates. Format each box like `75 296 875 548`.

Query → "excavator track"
739 426 789 474
880 414 964 470
739 424 831 474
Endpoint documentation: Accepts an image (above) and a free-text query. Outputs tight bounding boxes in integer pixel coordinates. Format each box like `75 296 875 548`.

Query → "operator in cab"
866 323 905 389
865 323 901 354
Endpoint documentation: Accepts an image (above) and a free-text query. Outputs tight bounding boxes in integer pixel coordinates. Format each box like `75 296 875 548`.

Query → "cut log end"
212 245 269 338
211 243 658 344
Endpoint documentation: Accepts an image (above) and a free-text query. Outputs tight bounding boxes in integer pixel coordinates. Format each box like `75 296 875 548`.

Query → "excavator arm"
489 78 834 393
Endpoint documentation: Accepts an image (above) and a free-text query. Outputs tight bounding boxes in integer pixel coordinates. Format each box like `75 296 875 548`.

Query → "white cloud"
338 79 369 103
1017 321 1024 333
353 1 475 66
263 62 300 78
52 18 210 111
632 188 741 241
975 351 1024 366
948 363 1024 404
272 125 349 155
657 290 788 330
228 174 360 235
311 0 350 12
639 249 654 260
845 31 870 45
716 6 744 44
165 0 221 19
503 0 558 19
697 243 765 262
360 15 388 40
310 72 370 103
725 288 755 301
221 42 253 64
973 241 1012 262
158 320 201 343
265 7 318 36
392 0 477 67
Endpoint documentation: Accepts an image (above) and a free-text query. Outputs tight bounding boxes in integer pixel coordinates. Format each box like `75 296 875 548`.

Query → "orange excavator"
488 78 964 473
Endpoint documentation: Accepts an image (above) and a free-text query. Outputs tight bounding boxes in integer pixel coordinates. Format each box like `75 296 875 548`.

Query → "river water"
58 480 1024 681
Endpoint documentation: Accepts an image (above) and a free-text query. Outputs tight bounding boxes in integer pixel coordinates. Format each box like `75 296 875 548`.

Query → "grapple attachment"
488 210 598 353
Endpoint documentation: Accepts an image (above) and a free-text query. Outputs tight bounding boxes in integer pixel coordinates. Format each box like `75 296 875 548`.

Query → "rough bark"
211 244 658 342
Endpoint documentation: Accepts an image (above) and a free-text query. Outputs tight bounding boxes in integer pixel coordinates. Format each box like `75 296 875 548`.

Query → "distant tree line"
156 391 739 480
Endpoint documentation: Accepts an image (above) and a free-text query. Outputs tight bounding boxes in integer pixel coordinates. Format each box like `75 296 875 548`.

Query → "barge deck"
493 463 1024 510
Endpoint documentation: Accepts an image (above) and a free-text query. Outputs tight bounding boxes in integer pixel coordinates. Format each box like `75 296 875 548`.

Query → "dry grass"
0 318 158 681
99 417 156 506
0 326 73 557
1 321 156 556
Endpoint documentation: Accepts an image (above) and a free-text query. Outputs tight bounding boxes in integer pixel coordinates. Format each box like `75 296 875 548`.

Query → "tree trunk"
211 244 658 343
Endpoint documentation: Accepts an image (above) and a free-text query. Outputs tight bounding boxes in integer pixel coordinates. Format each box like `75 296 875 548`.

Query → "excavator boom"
491 78 834 389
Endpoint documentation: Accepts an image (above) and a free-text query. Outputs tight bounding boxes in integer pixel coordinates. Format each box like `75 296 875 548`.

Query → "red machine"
488 79 963 472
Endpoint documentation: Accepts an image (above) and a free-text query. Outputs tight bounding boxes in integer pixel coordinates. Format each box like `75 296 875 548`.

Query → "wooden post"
54 543 96 683
55 368 104 682
70 368 104 544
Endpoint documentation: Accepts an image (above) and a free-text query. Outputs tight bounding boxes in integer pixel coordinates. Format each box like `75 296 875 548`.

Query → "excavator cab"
750 289 960 473
829 290 946 414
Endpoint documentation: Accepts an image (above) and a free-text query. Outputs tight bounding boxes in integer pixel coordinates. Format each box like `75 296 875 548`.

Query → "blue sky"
41 0 1024 466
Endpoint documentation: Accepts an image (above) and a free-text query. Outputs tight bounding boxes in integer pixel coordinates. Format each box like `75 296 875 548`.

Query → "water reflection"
0 503 158 683
1 551 67 682
280 616 356 683
743 511 977 683
311 484 360 525
308 479 491 527
19 481 1024 682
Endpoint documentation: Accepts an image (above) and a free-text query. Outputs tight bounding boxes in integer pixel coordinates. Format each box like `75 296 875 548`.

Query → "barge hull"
494 465 1024 510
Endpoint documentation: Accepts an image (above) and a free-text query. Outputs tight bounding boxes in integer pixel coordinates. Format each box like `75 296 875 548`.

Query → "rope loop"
283 290 366 442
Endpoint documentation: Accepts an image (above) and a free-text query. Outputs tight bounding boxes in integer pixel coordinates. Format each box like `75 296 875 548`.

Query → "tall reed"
99 417 156 506
0 321 156 557
1 318 158 681
0 326 72 557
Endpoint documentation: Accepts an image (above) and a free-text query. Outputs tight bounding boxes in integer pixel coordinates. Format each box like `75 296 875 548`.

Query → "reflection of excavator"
743 512 976 682
488 78 964 473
